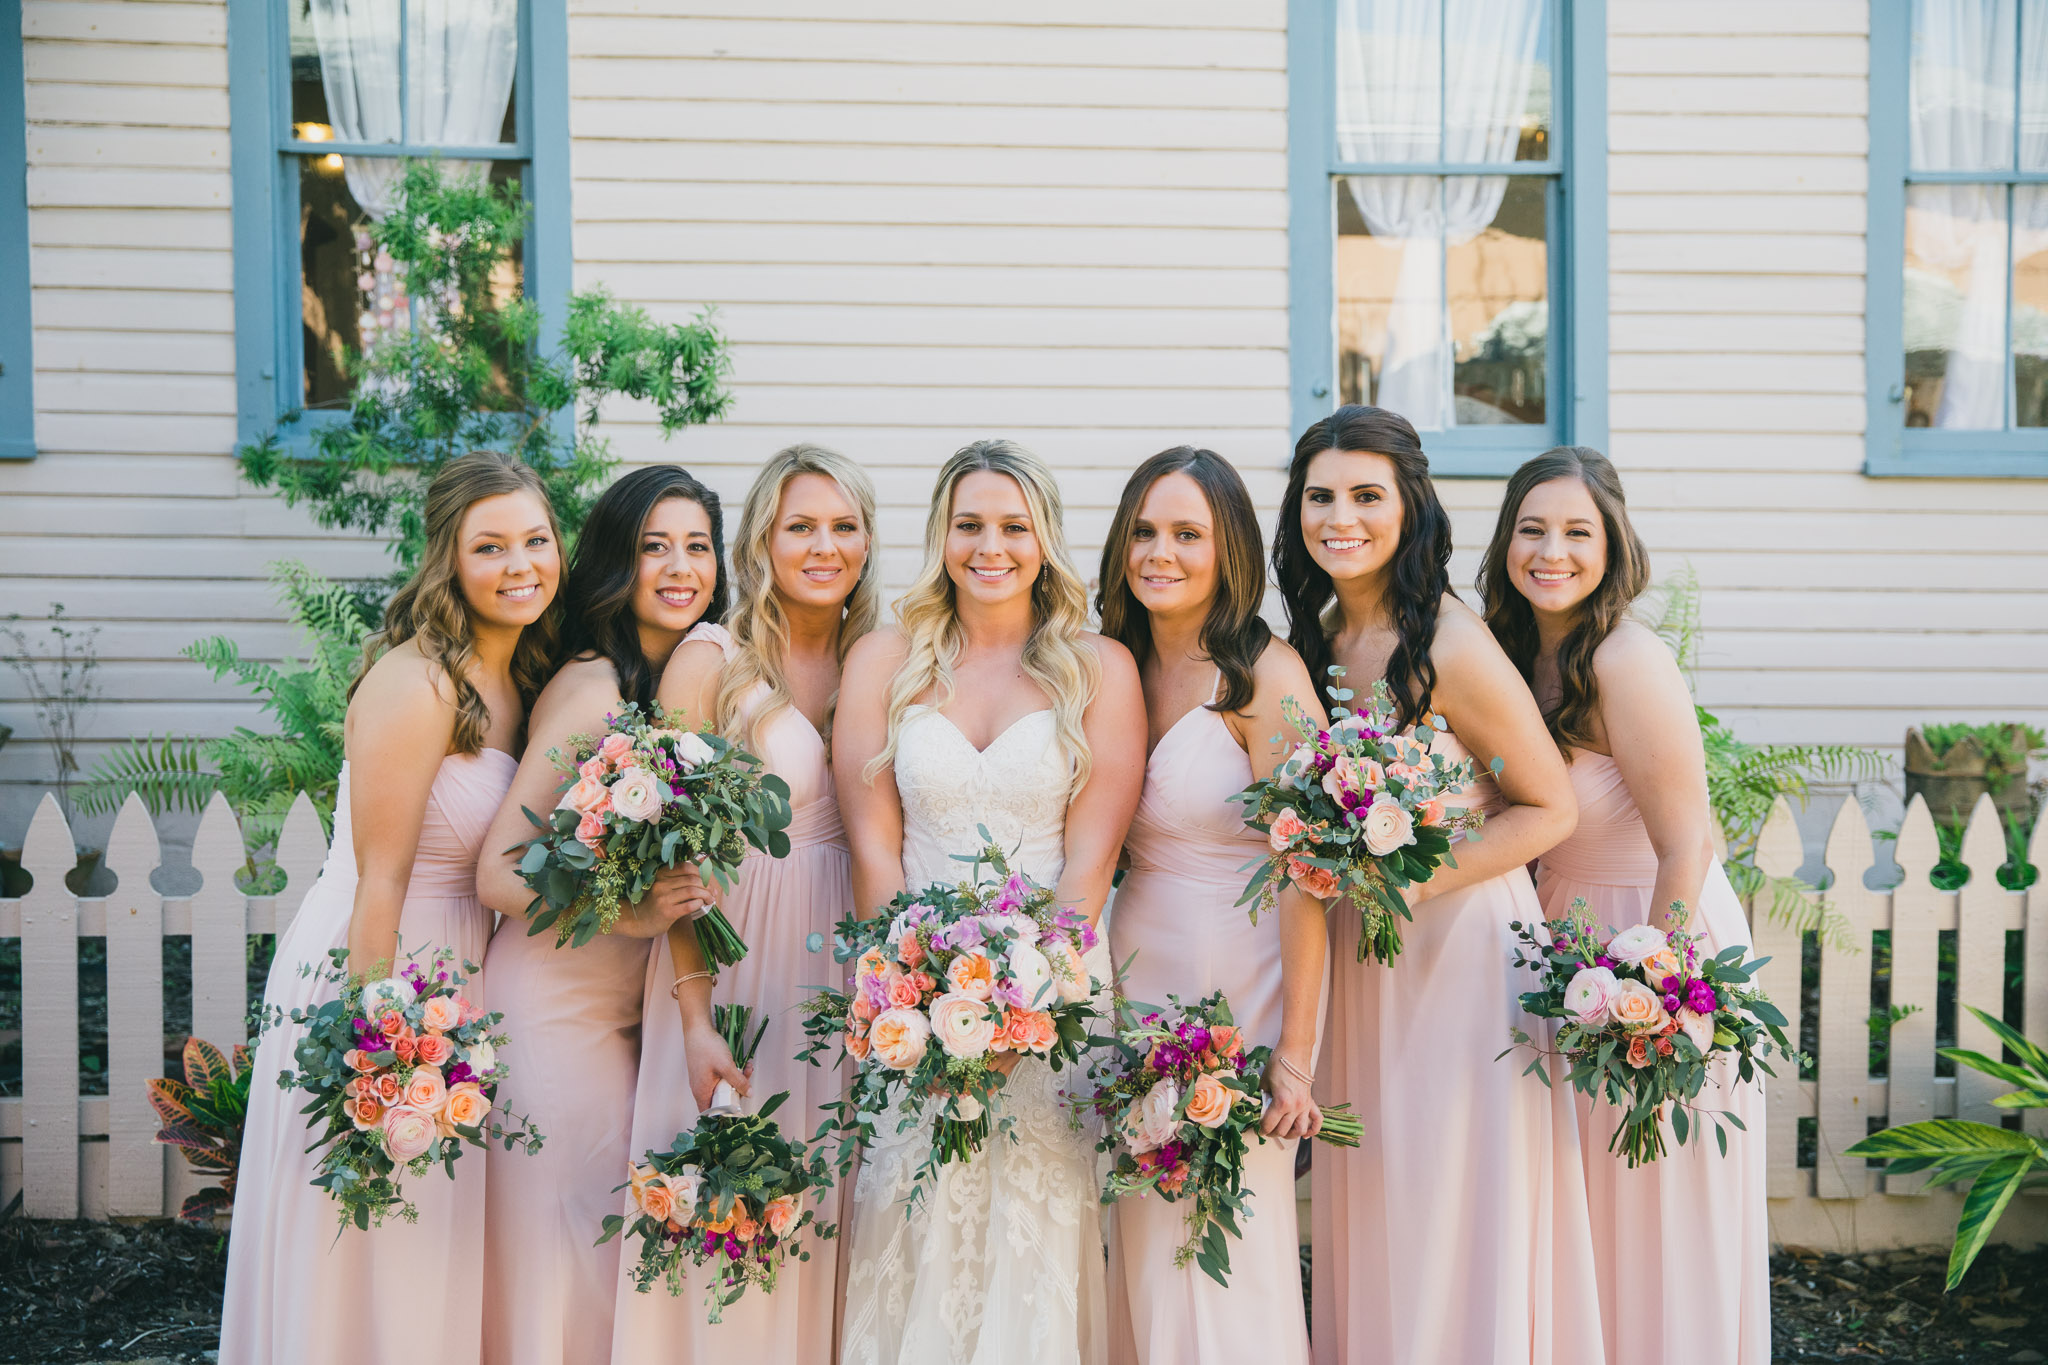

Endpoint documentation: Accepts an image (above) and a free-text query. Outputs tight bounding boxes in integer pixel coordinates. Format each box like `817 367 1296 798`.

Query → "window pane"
1336 0 1440 162
299 155 523 409
1448 1 1551 163
287 0 519 149
1336 0 1549 164
2013 184 2048 422
1904 182 2010 428
1336 174 1548 430
1910 0 2017 173
2022 0 2048 168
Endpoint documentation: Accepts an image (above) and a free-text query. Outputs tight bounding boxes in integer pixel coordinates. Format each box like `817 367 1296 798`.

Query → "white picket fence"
1 786 2045 1252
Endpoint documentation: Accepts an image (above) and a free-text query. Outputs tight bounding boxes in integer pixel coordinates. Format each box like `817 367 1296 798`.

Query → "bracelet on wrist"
669 969 716 1000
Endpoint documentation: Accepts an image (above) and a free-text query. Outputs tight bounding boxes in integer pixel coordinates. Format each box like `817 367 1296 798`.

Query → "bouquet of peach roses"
1071 992 1361 1287
270 944 543 1231
1231 669 1485 964
1503 898 1796 1166
798 835 1102 1210
516 702 792 966
602 1006 838 1321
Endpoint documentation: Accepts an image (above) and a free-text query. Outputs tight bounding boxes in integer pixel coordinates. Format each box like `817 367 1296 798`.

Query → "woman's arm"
474 662 709 936
1595 622 1714 931
344 652 461 974
1230 641 1329 1139
1054 636 1145 929
832 630 911 918
1410 601 1578 906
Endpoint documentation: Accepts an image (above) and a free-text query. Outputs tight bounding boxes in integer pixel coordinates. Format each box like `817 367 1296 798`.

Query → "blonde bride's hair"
714 444 880 748
866 438 1099 787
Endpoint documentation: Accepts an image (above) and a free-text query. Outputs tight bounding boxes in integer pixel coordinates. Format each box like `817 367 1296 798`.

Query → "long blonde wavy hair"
715 444 881 748
348 451 564 754
866 439 1100 787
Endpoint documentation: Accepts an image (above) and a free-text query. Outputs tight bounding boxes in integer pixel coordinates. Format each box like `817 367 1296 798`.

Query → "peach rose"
945 953 996 1002
846 1030 871 1062
414 1033 455 1067
1417 797 1446 827
1287 857 1341 901
349 1097 384 1131
896 933 927 969
638 1177 676 1223
868 1007 931 1071
884 968 924 1011
1050 940 1091 1006
1607 978 1670 1034
402 1065 448 1114
561 775 610 816
1268 806 1308 854
930 993 1000 1059
444 1082 490 1130
1640 946 1683 987
578 754 608 782
1625 1035 1654 1069
764 1194 799 1237
1001 1008 1059 1055
381 1106 438 1162
391 1034 418 1063
374 1072 403 1105
1183 1072 1233 1129
598 732 635 766
1206 1024 1243 1059
574 810 607 851
419 996 462 1033
377 1010 406 1039
345 1048 378 1074
732 1209 760 1243
850 993 879 1024
1322 756 1362 803
1386 760 1426 785
1356 758 1386 790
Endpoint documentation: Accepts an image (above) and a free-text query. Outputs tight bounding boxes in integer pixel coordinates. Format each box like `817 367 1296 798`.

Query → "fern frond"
76 735 221 817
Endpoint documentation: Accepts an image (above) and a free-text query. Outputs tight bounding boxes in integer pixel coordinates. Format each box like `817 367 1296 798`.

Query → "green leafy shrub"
146 1035 254 1223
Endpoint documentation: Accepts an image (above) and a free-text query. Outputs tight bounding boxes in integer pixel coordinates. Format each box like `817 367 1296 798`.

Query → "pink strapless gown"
611 632 852 1364
1311 728 1604 1365
1107 692 1322 1365
220 751 514 1365
482 768 654 1364
1535 751 1770 1365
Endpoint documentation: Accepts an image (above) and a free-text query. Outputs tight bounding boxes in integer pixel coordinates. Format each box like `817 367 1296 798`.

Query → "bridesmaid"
1272 406 1603 1365
1478 447 1769 1365
476 466 725 1365
1096 447 1329 1365
220 452 564 1365
611 444 877 1362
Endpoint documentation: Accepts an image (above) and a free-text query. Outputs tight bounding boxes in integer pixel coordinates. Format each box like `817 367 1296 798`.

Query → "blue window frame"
227 0 571 450
1868 0 2048 477
1288 0 1605 475
1 0 34 461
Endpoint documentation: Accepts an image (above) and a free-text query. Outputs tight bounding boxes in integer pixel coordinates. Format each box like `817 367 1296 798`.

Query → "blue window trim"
227 0 572 452
1287 0 1606 476
1866 1 2048 478
0 0 34 461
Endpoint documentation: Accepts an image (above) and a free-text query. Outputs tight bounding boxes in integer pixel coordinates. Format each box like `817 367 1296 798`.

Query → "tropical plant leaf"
1948 1154 2035 1290
1845 1118 2037 1164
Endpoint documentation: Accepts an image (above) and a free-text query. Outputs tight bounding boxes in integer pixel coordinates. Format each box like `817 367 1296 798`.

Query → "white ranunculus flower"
662 1166 701 1214
1677 1007 1715 1055
1004 940 1054 1010
1121 1077 1182 1155
1282 742 1317 788
1563 966 1618 1026
361 977 412 1015
1605 923 1671 967
929 992 1000 1059
1360 792 1417 857
462 1037 498 1078
608 768 665 824
670 731 717 769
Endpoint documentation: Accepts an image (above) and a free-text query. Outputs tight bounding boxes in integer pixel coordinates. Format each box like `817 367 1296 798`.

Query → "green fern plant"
1639 568 1889 945
1846 1006 2048 1290
78 563 372 863
146 1035 254 1222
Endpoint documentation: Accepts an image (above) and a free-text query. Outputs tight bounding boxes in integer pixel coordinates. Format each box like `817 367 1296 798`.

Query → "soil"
3 1209 2045 1363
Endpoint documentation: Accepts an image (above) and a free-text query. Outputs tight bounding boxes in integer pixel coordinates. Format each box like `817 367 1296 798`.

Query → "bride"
832 439 1145 1365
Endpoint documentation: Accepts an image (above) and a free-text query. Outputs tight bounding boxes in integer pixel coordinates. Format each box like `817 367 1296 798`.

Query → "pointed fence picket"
0 786 2042 1250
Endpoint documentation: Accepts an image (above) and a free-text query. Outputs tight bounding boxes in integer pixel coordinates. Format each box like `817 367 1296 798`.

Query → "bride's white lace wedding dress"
839 704 1111 1365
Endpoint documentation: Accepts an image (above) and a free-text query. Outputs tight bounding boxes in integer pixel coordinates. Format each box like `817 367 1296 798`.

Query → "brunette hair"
1095 446 1271 715
348 450 565 753
1271 405 1453 730
557 464 728 709
1477 445 1650 751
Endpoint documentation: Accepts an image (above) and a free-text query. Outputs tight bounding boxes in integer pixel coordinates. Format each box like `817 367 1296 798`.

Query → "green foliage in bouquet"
1847 1006 2048 1291
146 1035 254 1223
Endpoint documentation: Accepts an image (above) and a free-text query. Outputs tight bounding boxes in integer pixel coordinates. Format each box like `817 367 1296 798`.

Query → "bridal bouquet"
1504 898 1796 1166
1230 669 1485 964
516 702 792 965
1071 992 1361 1287
601 1006 837 1321
799 836 1102 1208
270 945 543 1231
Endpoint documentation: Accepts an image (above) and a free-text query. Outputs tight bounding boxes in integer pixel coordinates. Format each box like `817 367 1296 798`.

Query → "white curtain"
309 0 519 343
1335 0 1544 430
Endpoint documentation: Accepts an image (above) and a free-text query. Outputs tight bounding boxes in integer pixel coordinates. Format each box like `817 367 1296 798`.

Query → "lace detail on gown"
840 707 1110 1365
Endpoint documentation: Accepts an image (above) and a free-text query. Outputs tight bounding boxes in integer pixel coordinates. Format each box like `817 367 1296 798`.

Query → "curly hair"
866 439 1100 788
556 465 728 710
349 450 564 753
1095 446 1271 715
1270 405 1453 729
1477 446 1650 752
715 444 880 748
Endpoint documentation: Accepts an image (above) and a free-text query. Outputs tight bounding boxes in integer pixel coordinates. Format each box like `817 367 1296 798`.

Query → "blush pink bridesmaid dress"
1107 680 1323 1365
1311 728 1605 1365
220 750 515 1365
609 623 850 1364
1535 751 1770 1365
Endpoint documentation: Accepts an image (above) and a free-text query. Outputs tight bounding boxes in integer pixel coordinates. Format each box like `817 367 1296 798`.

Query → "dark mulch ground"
4 1209 2046 1363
